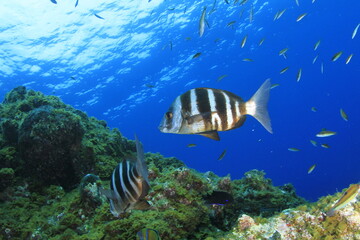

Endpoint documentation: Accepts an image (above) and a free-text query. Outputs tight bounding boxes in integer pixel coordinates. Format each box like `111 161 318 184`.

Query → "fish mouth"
158 117 168 133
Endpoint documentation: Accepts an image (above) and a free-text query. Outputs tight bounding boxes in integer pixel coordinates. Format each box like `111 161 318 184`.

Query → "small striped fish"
159 79 272 140
100 135 150 217
136 228 161 240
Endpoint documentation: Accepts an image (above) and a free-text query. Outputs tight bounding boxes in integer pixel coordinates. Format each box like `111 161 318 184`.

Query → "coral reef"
0 87 358 240
222 187 360 240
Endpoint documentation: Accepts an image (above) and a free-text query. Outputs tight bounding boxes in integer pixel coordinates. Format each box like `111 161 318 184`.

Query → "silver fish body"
159 79 272 140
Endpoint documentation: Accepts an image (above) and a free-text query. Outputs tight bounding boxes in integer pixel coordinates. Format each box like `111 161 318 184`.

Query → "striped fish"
136 228 161 240
159 79 272 140
100 135 150 217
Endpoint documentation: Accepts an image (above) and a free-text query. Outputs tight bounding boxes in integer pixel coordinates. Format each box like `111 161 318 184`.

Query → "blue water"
0 0 359 202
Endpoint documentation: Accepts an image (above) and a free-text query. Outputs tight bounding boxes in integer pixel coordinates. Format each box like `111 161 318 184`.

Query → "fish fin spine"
245 79 272 133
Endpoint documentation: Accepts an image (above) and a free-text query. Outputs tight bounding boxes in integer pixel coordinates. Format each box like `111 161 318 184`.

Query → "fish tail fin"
245 79 273 133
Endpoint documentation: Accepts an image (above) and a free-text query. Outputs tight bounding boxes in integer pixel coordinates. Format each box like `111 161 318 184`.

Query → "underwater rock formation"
0 86 134 190
222 190 360 240
0 87 358 240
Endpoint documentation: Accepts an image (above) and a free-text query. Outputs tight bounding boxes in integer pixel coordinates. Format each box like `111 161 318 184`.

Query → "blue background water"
0 0 359 201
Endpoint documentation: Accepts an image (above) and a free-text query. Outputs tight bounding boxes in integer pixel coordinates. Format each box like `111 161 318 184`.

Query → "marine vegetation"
0 87 358 240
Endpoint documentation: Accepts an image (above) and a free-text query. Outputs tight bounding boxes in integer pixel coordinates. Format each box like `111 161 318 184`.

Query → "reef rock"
0 86 134 190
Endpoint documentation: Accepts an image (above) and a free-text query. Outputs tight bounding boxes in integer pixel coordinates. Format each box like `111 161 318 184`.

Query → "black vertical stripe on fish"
113 164 127 202
180 90 192 118
229 96 237 129
195 88 212 126
122 161 138 201
213 90 227 130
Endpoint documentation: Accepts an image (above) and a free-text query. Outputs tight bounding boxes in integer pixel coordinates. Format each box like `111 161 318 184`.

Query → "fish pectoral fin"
99 188 117 200
185 112 214 124
199 131 220 141
133 199 151 210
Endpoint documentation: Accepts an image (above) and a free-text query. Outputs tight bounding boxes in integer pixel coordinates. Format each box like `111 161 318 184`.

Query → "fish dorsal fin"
134 135 150 186
199 131 220 141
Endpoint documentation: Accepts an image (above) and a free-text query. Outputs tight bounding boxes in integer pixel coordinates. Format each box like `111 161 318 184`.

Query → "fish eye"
165 112 173 119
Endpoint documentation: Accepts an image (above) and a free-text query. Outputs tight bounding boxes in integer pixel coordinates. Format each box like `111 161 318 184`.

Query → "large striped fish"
159 79 272 140
100 135 150 217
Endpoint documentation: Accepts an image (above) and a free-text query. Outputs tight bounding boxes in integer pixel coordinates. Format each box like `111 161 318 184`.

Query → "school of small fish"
149 0 358 182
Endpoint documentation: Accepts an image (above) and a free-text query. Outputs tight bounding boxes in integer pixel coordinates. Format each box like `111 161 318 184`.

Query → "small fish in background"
270 83 280 89
308 164 316 174
217 75 228 82
259 38 265 46
240 0 248 5
70 76 76 80
314 40 321 51
136 228 161 240
288 148 300 152
208 0 217 15
280 67 289 74
187 143 197 148
159 79 272 141
294 0 299 6
242 58 253 62
241 35 248 48
331 51 343 62
227 21 236 28
340 109 348 121
279 48 288 58
94 13 105 20
217 149 227 160
249 5 254 23
192 52 202 59
345 54 353 64
100 135 150 217
326 184 360 216
311 107 317 112
296 13 307 22
203 191 234 205
312 55 318 64
321 62 324 74
273 11 279 21
199 7 207 37
296 68 302 82
50 0 57 4
321 143 330 148
310 140 317 147
146 84 155 88
239 8 245 19
316 130 336 137
276 9 286 20
75 0 79 7
352 23 360 39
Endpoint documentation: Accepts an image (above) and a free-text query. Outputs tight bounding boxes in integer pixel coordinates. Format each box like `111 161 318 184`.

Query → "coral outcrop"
0 86 134 189
222 189 360 239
